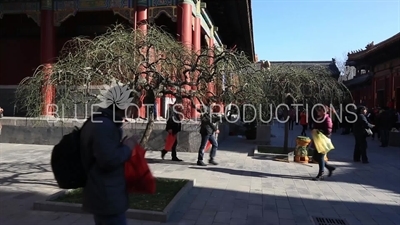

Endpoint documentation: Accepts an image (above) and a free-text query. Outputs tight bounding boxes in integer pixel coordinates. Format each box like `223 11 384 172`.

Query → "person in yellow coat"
311 105 336 181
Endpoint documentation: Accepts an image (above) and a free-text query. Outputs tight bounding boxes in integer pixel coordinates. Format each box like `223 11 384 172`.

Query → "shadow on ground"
0 162 57 187
147 158 197 166
0 183 399 225
170 185 400 225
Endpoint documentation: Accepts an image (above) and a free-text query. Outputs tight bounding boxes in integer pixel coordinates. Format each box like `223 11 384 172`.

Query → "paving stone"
1 125 399 225
178 219 196 225
195 216 214 225
278 219 296 225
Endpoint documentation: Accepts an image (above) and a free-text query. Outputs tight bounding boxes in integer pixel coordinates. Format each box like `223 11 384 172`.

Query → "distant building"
255 59 340 79
0 0 255 118
344 32 400 109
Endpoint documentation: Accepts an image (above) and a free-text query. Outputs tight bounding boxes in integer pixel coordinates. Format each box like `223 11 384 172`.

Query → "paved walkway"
0 125 399 225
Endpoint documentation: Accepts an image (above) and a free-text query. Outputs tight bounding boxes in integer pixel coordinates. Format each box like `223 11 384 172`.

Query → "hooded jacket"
80 108 132 215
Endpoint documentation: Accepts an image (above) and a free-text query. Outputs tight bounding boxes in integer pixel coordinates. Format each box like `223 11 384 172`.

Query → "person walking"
161 104 183 161
353 106 374 163
300 109 308 136
197 106 220 166
311 105 336 181
80 94 139 225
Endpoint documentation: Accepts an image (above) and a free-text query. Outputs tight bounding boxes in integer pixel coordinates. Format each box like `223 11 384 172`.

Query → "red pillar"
40 9 55 116
179 3 192 48
136 6 147 32
178 2 193 118
207 37 215 98
191 16 201 119
136 5 147 118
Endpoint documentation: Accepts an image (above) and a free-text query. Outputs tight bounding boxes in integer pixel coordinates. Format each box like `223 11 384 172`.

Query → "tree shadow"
189 166 310 180
146 158 197 166
0 188 98 224
0 162 58 187
169 186 400 225
189 164 400 194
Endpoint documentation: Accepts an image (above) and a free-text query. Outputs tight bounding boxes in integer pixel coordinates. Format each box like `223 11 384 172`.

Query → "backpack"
51 112 113 189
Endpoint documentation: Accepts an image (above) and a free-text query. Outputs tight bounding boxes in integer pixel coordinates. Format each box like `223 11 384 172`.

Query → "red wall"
351 85 374 108
0 38 40 85
0 37 70 85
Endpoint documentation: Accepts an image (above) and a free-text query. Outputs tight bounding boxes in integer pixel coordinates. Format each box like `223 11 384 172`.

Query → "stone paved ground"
0 124 399 225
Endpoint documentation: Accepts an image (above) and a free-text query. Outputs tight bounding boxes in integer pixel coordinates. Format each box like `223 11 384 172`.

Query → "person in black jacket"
353 106 374 163
80 106 138 225
161 105 183 161
197 106 220 166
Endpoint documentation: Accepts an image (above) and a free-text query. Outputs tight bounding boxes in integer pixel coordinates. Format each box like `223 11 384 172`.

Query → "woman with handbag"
353 106 374 163
311 105 336 181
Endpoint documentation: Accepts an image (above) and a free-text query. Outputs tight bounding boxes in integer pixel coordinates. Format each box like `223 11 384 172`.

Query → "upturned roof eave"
347 32 400 61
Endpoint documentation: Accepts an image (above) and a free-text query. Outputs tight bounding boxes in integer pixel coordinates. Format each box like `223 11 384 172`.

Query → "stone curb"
33 179 195 222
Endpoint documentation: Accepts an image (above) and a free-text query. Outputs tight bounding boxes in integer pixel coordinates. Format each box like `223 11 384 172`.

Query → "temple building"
0 0 255 118
269 60 340 79
344 33 400 109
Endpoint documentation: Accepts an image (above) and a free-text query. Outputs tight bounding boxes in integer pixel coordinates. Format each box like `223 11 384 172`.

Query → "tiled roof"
347 32 400 60
343 73 373 87
255 60 340 79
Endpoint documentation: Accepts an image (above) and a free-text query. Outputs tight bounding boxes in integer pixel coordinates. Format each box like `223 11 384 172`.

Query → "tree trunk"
140 115 154 146
140 90 156 146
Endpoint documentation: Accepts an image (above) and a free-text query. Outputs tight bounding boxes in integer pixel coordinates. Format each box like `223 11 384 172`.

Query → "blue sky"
252 0 400 62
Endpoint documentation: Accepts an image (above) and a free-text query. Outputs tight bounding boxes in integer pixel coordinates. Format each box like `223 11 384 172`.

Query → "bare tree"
335 52 348 76
15 24 259 146
244 63 351 152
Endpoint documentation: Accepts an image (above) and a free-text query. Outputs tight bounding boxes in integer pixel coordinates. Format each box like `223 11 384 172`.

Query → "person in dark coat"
312 105 336 181
197 106 220 166
161 104 183 161
80 106 138 225
143 87 157 119
353 106 374 163
377 106 395 147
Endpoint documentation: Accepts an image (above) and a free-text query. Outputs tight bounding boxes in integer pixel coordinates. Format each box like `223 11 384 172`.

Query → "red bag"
204 141 212 152
124 144 156 194
164 133 176 151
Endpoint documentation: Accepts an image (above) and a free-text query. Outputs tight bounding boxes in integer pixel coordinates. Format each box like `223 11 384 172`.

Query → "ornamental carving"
109 0 131 8
41 0 53 10
112 8 134 24
150 0 176 7
148 6 177 23
0 0 41 16
54 9 77 26
26 11 41 25
78 0 108 11
54 0 76 11
137 0 147 6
